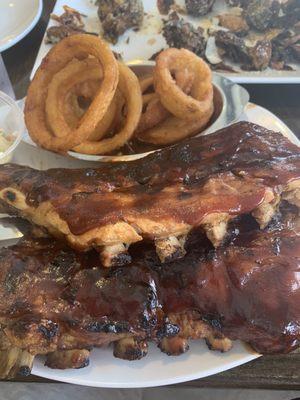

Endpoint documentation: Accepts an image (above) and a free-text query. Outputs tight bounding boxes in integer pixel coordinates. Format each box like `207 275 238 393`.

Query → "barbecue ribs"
0 122 299 266
0 203 299 377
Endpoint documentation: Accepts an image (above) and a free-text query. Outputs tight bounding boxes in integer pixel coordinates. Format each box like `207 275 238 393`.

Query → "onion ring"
142 92 157 106
63 72 102 125
137 103 214 145
62 78 119 141
64 85 98 128
109 90 126 133
25 34 119 152
137 97 170 133
88 95 118 141
139 75 154 93
64 90 118 141
73 62 142 155
46 58 103 137
153 48 213 121
138 75 169 132
56 60 118 141
137 66 196 134
63 81 99 128
46 57 118 141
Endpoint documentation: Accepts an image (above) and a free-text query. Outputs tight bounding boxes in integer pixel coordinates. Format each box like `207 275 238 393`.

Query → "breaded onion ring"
137 97 170 133
139 75 154 93
64 88 118 141
153 48 213 121
142 92 157 106
137 103 214 145
137 67 196 134
53 59 118 141
46 58 102 138
63 80 101 128
138 75 169 132
73 63 142 155
25 34 118 152
88 95 118 141
109 90 126 133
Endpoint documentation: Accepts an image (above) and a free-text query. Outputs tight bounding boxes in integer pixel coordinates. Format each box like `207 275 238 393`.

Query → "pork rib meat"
0 122 299 266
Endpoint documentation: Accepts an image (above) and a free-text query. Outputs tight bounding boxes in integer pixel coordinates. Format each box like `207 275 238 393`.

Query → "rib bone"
155 235 187 263
0 347 34 379
101 244 131 267
201 213 231 247
45 349 90 369
252 194 280 229
113 337 148 360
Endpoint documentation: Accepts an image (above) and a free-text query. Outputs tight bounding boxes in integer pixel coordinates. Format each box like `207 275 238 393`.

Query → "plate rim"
32 346 259 388
0 0 43 52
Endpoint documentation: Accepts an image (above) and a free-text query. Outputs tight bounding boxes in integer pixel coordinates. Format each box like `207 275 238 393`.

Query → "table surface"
1 0 300 390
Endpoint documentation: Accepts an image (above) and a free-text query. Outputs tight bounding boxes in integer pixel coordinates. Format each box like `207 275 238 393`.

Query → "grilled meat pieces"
45 6 87 44
215 31 273 71
0 122 299 267
244 0 280 32
162 12 206 57
157 0 174 15
97 0 144 44
217 14 249 36
185 0 215 16
0 204 298 377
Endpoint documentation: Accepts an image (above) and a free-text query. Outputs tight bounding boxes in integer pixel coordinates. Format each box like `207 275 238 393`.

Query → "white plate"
32 341 258 388
31 0 300 83
0 0 42 52
2 103 295 387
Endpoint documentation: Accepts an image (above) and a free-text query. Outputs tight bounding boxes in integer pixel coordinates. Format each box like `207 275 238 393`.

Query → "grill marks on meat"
0 204 299 376
162 12 206 57
0 122 299 267
0 239 159 354
0 238 162 375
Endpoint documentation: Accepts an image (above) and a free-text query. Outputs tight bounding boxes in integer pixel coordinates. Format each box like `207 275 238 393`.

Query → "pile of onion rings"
136 48 214 146
25 34 142 154
25 36 214 154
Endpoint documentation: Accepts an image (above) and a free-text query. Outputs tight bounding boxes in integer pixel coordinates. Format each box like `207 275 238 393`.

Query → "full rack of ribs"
0 203 299 377
0 121 299 267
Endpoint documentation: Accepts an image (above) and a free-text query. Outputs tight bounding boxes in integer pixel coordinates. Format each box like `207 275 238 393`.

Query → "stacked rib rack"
0 121 299 378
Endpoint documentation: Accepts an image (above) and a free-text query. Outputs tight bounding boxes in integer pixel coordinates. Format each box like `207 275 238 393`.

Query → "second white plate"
31 0 300 83
0 0 42 52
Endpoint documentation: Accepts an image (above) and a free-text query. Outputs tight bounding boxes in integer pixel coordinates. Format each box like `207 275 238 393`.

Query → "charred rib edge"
45 349 90 369
113 337 148 360
0 347 34 379
101 243 131 268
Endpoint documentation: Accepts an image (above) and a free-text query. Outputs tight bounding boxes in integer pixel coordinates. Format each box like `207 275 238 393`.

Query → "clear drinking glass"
0 91 24 164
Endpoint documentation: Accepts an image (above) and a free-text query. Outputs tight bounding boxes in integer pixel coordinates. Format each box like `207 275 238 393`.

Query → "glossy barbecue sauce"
0 205 299 354
0 122 299 236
